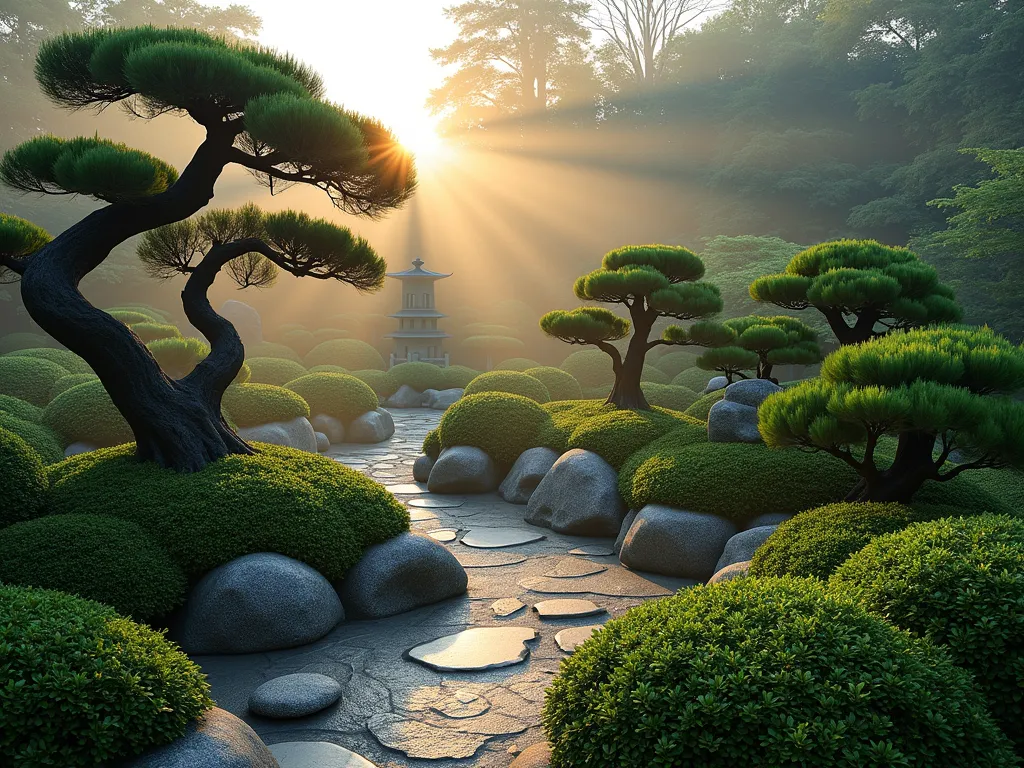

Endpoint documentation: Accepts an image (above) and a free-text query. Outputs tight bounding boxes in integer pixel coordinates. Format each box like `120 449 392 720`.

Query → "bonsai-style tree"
749 240 962 345
540 245 733 409
0 27 414 471
698 315 821 382
759 326 1024 502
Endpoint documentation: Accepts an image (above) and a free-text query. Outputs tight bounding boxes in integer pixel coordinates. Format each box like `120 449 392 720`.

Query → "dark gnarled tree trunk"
845 430 938 502
606 309 653 410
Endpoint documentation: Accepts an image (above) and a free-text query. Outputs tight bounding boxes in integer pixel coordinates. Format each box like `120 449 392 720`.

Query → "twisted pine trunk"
606 308 653 410
845 430 937 502
19 124 252 472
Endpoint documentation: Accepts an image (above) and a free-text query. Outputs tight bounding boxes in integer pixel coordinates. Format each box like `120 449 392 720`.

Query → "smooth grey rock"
413 454 435 483
460 528 545 548
420 389 440 407
511 742 551 767
268 742 374 768
745 512 794 529
388 384 422 408
427 446 499 493
525 449 626 537
533 599 605 619
249 673 342 719
315 432 330 452
714 525 778 573
619 504 738 581
407 627 537 672
222 300 263 346
554 626 602 654
178 553 343 654
703 375 728 394
707 399 762 443
64 441 98 457
614 509 639 555
375 407 395 434
347 410 392 443
337 532 467 619
121 707 278 767
311 413 345 444
499 447 559 504
238 417 317 453
429 388 463 410
724 378 782 407
709 560 751 583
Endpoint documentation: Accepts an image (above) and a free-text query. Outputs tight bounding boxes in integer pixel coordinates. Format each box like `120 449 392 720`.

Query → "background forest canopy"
1 0 1022 348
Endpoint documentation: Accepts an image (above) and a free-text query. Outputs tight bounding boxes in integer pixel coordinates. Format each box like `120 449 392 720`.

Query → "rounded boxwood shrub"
0 355 66 405
0 413 63 464
245 356 308 387
107 309 156 326
305 338 386 371
834 514 1024 749
389 361 448 392
43 379 132 448
49 372 98 400
567 408 703 469
105 305 168 322
540 400 615 452
440 365 480 389
0 331 56 354
683 388 724 420
282 328 317 356
640 382 698 411
46 443 410 581
308 364 350 374
0 585 213 767
438 392 552 465
639 364 670 384
525 366 583 401
962 468 1024 514
654 349 699 379
495 357 542 372
560 349 615 388
6 347 92 374
464 370 551 403
285 372 379 424
542 577 1016 768
620 441 858 524
0 393 42 423
350 368 400 398
221 383 309 428
245 340 303 362
0 427 47 526
129 322 182 343
423 428 441 460
147 337 250 383
673 365 715 391
313 327 350 342
0 515 187 621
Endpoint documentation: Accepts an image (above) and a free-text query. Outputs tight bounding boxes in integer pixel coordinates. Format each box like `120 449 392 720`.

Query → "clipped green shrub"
0 427 47 526
245 356 308 386
683 388 724 420
308 364 349 374
105 305 168 322
560 349 615 388
282 328 317 356
0 393 42 423
147 336 250 382
640 364 670 384
46 443 409 580
221 383 309 427
655 349 699 379
540 400 615 452
567 408 701 469
0 332 57 354
542 577 1016 768
0 585 213 767
963 468 1024 513
0 355 66 405
438 392 552 465
285 372 379 423
423 429 442 460
619 441 858 523
43 379 132 448
640 382 698 411
495 357 542 372
107 309 156 326
672 366 715 391
49 373 98 400
6 347 92 374
525 366 583 402
439 365 480 389
464 370 551 403
389 361 447 392
833 514 1024 749
581 385 611 399
304 338 385 371
245 340 303 362
0 515 186 621
312 327 350 342
349 369 400 398
0 413 63 464
129 322 182 343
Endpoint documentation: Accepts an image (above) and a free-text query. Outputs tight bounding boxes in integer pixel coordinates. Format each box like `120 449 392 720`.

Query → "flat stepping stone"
409 509 439 522
568 545 615 556
373 463 396 469
408 627 538 671
533 599 605 619
521 569 672 598
269 741 376 768
555 625 603 653
248 673 342 719
368 713 487 759
491 597 526 617
386 483 429 495
372 472 398 479
545 558 607 578
407 497 464 509
456 552 528 568
432 689 491 719
428 529 458 542
461 529 546 549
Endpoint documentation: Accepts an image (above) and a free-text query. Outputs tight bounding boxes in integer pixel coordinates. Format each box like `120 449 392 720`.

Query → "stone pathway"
197 408 690 768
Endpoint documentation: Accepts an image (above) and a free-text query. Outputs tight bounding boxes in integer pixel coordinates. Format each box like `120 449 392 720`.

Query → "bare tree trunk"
844 430 936 502
607 307 653 410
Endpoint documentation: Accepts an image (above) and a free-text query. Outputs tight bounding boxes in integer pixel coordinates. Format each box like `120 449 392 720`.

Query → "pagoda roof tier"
385 331 453 340
388 310 448 319
387 257 451 279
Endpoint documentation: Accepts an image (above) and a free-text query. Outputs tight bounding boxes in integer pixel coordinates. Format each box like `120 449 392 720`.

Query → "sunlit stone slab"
408 497 464 509
555 625 603 654
408 627 538 672
491 598 526 617
460 529 546 549
269 741 376 768
368 713 487 760
520 570 672 598
428 529 458 542
455 552 528 568
568 545 614 556
409 510 439 522
533 599 605 619
544 558 607 578
386 483 429 495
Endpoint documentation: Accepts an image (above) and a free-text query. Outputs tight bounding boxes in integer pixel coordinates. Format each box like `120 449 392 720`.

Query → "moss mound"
567 408 703 469
109 309 160 325
495 357 542 372
349 369 400 398
0 585 212 767
439 365 480 389
245 340 303 362
49 373 99 400
0 355 66 406
423 429 442 460
304 338 386 371
222 383 310 427
0 332 57 354
639 364 670 384
683 388 725 419
464 370 551 403
129 322 182 343
0 427 48 526
0 393 42 423
640 382 698 411
0 515 187 622
42 379 132 448
6 347 92 374
833 514 1024 749
543 577 1015 767
0 412 63 464
525 366 583 401
241 356 307 387
962 468 1024 513
560 349 615 388
46 443 409 581
619 441 858 524
673 366 715 391
285 372 379 423
105 305 168 323
438 392 552 465
282 328 317 356
389 361 447 392
654 349 699 378
308 364 349 374
147 337 250 383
